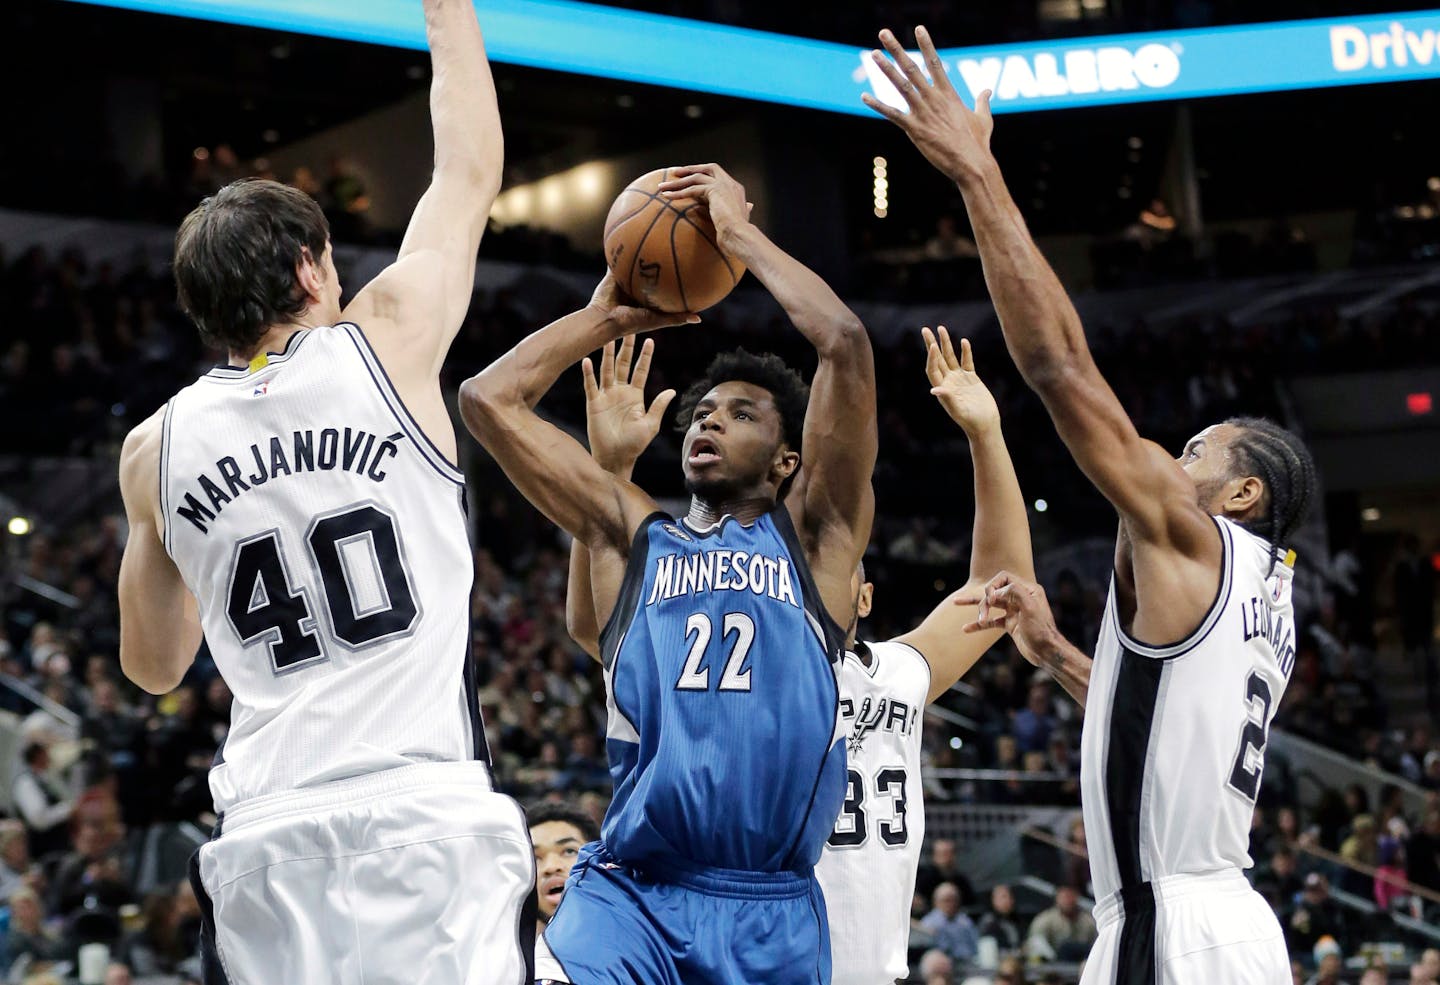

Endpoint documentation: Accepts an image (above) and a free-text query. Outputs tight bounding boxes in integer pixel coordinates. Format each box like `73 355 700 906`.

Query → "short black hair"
1223 417 1317 565
673 349 810 457
526 801 599 843
174 178 331 353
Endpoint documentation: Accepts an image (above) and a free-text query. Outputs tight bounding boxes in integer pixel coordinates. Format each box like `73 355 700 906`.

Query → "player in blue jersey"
460 162 875 985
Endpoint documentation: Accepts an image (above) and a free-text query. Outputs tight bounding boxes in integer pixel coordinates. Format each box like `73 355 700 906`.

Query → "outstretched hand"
923 326 999 437
581 336 675 474
862 26 996 185
589 271 699 335
955 570 1059 669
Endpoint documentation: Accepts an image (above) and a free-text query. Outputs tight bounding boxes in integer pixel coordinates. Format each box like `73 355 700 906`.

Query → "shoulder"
119 408 166 496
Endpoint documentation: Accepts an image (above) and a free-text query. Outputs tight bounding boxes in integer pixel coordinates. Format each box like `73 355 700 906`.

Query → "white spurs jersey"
1081 515 1296 902
160 325 483 813
817 639 930 985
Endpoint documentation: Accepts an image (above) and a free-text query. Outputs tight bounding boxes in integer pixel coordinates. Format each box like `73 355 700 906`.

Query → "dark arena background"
1 0 1439 983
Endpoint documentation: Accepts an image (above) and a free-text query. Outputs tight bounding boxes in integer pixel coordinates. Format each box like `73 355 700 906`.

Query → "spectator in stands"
1306 938 1345 985
975 883 1021 953
1255 845 1306 909
1012 681 1057 754
1415 949 1440 983
48 791 131 916
920 883 979 964
12 740 74 858
7 886 62 964
1338 814 1379 896
1374 837 1411 913
1358 968 1386 985
1285 873 1351 961
1395 535 1437 720
117 883 200 974
0 821 32 900
528 801 599 930
1062 815 1089 893
889 517 957 564
104 963 134 985
917 948 954 985
1408 808 1440 898
915 839 976 906
1025 884 1097 962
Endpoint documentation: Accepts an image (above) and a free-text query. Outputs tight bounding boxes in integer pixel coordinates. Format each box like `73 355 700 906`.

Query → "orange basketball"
602 167 746 313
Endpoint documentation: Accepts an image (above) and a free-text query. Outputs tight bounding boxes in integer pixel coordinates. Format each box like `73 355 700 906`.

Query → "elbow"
814 314 870 361
458 373 508 435
119 651 184 697
564 611 600 661
1019 353 1085 397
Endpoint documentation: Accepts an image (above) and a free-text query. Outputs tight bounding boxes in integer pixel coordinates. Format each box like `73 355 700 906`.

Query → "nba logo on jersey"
251 381 270 397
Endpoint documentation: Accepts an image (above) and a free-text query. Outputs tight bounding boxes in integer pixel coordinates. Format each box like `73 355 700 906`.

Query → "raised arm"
893 328 1034 703
959 571 1092 708
343 0 502 391
867 27 1221 641
564 337 675 661
658 165 877 601
117 410 203 695
460 277 688 557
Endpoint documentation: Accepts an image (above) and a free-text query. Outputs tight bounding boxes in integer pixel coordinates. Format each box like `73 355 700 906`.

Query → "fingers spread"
860 91 907 122
581 357 598 400
915 26 957 95
615 334 636 384
599 339 616 388
960 337 975 374
646 388 677 426
938 326 960 372
632 337 655 388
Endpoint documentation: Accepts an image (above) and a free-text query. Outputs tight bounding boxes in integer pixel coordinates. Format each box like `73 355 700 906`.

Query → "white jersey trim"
200 329 314 383
335 323 466 486
1108 516 1235 660
159 398 177 558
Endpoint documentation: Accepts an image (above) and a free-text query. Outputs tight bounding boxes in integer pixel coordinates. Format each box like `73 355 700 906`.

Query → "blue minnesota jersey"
598 506 847 873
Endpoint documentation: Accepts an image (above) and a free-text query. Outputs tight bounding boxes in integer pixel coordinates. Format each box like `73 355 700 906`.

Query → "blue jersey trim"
599 511 669 671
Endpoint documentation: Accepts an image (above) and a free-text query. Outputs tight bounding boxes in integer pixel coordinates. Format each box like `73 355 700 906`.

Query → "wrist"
716 219 759 258
594 455 637 479
952 154 1004 194
960 417 1003 443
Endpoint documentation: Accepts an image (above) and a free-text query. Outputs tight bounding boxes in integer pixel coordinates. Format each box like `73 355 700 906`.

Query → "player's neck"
226 316 325 368
686 494 774 529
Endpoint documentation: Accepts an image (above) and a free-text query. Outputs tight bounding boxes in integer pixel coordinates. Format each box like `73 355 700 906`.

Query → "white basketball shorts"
189 761 535 985
1080 868 1289 985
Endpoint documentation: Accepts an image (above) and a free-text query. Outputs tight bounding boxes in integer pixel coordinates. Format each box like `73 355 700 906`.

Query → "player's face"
530 821 586 919
1178 423 1234 513
681 381 796 501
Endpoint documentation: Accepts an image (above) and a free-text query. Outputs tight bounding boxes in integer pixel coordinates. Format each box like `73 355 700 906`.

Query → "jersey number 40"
226 504 418 674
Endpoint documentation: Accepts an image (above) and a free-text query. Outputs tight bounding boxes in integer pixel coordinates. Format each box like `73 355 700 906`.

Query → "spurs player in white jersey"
116 3 532 982
561 330 1033 985
869 26 1317 984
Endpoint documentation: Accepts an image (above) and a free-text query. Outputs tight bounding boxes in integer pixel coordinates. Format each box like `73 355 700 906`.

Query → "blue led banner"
59 0 1440 114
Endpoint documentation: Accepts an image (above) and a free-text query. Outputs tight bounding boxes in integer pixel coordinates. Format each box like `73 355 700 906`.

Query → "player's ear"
294 246 325 305
857 582 874 619
1224 474 1265 517
773 446 800 483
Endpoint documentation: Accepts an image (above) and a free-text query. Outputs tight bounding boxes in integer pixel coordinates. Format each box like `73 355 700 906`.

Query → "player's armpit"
117 415 202 695
895 581 1004 704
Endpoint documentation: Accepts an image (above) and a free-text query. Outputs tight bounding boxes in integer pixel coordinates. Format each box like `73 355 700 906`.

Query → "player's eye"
735 411 751 421
563 847 578 858
694 409 710 421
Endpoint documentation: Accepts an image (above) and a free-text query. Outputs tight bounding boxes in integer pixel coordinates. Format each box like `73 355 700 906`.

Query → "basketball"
602 167 746 313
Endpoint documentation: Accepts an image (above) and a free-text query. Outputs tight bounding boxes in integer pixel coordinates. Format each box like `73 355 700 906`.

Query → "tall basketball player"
869 26 1316 984
459 162 875 985
115 3 533 982
564 329 1032 985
